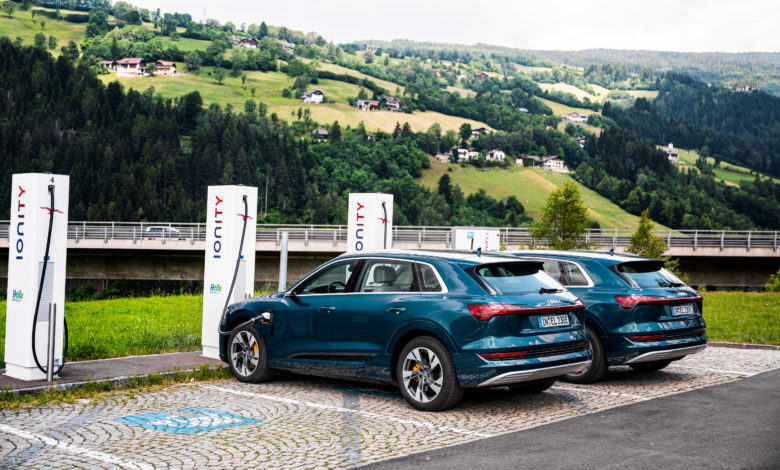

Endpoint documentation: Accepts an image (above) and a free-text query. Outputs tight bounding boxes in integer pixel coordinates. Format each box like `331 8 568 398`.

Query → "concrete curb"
2 364 228 396
709 341 780 351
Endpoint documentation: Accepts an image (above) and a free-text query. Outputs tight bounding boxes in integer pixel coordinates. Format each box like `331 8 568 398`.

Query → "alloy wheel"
401 347 444 404
230 330 259 378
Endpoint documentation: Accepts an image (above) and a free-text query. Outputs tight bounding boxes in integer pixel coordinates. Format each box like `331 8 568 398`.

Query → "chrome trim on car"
624 344 707 364
476 360 591 387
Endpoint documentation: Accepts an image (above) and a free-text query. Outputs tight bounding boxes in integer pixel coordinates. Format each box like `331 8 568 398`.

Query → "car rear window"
473 262 563 295
616 261 687 288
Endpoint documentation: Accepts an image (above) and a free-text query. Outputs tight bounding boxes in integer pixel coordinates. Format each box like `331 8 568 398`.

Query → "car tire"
562 324 607 384
508 378 555 394
629 360 672 373
227 325 273 383
396 336 463 411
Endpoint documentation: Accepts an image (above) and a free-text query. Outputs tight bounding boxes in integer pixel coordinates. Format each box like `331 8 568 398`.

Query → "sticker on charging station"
116 408 262 434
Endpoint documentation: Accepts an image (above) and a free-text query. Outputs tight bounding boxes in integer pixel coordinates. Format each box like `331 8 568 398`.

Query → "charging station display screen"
35 262 55 324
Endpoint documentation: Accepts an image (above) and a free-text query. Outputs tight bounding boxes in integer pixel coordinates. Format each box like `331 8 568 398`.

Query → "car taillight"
614 295 703 310
627 334 665 341
467 302 585 321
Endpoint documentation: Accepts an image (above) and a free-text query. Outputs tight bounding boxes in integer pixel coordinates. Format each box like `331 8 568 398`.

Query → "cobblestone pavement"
1 347 778 469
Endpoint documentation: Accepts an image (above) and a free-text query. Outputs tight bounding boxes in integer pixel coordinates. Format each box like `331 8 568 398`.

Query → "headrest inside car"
374 266 397 283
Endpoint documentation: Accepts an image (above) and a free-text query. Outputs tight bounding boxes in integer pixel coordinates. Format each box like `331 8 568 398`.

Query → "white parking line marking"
667 364 757 376
0 423 153 470
552 385 647 400
202 385 494 438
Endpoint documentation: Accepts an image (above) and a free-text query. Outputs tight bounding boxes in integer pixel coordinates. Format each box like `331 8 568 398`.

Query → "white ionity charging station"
5 173 69 381
202 185 257 359
346 193 394 253
451 226 500 252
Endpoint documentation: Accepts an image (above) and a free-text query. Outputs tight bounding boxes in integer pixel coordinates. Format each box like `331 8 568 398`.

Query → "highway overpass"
2 222 779 288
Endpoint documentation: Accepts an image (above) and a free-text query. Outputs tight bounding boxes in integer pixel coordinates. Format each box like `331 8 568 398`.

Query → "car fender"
388 318 460 357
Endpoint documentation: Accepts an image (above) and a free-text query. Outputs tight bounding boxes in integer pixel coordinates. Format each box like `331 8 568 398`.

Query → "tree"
214 67 226 85
459 123 472 143
40 20 45 31
258 21 268 38
532 181 589 250
766 268 780 292
626 209 667 258
47 35 57 50
330 121 342 140
34 32 46 49
145 63 157 76
2 1 15 18
437 174 453 204
250 87 256 98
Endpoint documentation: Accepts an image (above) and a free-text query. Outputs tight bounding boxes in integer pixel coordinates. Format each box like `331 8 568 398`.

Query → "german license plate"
538 314 570 328
672 303 696 316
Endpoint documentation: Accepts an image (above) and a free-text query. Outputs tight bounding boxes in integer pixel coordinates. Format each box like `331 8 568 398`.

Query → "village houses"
471 127 492 138
356 99 380 111
735 83 758 93
542 156 569 173
561 112 588 123
237 37 259 49
116 58 146 77
312 128 329 142
278 40 296 55
486 149 505 162
381 96 402 111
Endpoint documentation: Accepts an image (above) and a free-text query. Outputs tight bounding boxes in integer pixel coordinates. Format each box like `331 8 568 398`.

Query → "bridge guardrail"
1 222 777 252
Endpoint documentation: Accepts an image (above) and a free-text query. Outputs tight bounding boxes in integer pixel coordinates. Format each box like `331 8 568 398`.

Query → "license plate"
538 314 570 328
672 303 696 316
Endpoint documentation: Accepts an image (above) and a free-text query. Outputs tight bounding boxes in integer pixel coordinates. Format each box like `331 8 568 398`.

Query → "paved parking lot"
1 346 778 469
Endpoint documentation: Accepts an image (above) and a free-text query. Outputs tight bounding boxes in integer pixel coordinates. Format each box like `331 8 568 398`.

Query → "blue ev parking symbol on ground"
116 408 262 434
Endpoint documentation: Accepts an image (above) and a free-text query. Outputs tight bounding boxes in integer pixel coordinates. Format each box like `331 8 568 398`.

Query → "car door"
330 259 419 364
272 259 360 361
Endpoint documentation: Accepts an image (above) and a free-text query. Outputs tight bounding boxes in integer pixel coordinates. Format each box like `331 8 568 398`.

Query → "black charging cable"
219 195 249 327
31 184 68 376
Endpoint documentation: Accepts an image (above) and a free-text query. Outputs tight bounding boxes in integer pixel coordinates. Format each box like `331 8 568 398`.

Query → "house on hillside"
520 155 543 167
302 89 324 104
543 156 569 173
356 99 380 111
116 58 146 77
486 149 505 162
518 107 529 113
450 146 469 161
468 148 481 160
473 72 488 79
312 128 329 142
435 153 451 163
278 40 296 55
100 60 116 72
575 136 586 148
471 127 492 138
154 60 177 75
515 157 524 166
381 96 402 111
238 37 259 49
662 143 680 164
561 112 588 123
735 83 758 93
365 44 379 52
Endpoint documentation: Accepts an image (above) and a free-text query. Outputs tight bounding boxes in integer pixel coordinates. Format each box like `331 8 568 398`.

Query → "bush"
766 268 780 292
32 9 58 19
64 13 89 23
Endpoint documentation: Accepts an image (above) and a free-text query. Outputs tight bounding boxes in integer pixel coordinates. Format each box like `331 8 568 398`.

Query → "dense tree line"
0 39 531 227
603 75 780 177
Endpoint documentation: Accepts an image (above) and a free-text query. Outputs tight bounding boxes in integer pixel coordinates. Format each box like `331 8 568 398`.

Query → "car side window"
297 260 359 295
418 264 442 292
357 260 415 293
542 261 564 283
561 261 589 286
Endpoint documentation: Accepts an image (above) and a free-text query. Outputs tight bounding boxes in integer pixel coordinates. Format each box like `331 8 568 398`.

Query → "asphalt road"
363 368 780 470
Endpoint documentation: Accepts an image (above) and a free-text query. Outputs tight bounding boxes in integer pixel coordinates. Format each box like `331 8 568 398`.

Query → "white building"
116 58 146 77
486 149 505 162
662 143 680 164
450 146 469 161
543 156 569 173
468 148 480 160
561 112 588 123
302 89 324 104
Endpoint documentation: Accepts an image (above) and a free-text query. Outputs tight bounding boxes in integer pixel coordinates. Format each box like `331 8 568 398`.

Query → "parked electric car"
510 250 707 383
219 250 591 411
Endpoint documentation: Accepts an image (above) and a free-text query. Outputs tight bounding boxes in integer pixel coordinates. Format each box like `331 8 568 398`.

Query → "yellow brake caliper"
412 363 420 382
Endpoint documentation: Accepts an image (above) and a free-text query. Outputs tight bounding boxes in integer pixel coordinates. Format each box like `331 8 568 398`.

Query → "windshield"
617 262 686 288
474 262 564 295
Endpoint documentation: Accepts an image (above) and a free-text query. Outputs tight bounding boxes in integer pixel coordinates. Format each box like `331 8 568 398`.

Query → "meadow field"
417 157 649 229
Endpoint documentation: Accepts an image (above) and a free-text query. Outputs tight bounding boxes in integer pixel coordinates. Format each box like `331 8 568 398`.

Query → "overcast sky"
129 0 780 53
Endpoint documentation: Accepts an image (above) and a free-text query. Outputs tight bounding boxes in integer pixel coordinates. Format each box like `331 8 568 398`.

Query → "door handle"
388 307 406 314
320 306 336 313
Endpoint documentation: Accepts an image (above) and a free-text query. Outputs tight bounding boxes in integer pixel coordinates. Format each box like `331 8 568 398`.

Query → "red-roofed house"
116 58 146 77
155 60 177 76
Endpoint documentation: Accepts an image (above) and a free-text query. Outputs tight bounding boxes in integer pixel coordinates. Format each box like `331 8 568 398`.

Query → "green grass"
158 35 212 52
539 97 601 117
538 82 601 103
417 157 650 229
625 89 659 100
668 146 779 186
702 292 780 345
101 68 490 133
0 6 87 51
0 295 202 367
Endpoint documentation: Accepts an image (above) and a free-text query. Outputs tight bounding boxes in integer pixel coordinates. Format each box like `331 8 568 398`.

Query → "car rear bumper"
476 360 591 387
623 343 707 364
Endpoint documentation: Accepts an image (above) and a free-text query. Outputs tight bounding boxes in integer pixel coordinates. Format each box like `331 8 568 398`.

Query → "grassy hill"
0 6 86 51
418 157 651 229
670 146 779 186
100 68 491 133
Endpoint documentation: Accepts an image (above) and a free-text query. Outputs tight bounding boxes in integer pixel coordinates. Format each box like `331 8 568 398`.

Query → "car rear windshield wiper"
539 287 562 294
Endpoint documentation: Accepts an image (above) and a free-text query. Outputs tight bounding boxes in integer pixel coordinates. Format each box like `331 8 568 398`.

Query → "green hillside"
0 6 86 50
418 158 651 229
671 146 779 186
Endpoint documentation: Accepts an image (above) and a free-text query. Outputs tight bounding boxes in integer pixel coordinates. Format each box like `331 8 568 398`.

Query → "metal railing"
1 222 778 252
